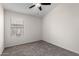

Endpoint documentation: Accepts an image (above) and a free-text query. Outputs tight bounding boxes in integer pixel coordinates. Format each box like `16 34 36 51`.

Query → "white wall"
0 4 4 55
43 4 79 54
5 10 42 47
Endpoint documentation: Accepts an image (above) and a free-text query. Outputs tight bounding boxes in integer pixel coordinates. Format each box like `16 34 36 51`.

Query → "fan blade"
29 5 35 8
39 6 42 11
41 3 51 5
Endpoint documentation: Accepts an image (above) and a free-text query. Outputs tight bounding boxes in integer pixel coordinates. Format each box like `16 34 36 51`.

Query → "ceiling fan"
29 3 51 11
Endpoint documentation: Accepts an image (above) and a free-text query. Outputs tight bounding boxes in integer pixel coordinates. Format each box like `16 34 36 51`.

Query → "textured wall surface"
4 10 42 47
43 4 79 54
0 4 4 55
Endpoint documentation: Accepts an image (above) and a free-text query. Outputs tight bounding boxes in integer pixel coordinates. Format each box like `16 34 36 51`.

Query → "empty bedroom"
0 3 79 56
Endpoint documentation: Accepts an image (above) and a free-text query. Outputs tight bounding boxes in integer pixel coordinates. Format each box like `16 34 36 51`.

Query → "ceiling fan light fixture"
29 3 51 11
35 3 41 7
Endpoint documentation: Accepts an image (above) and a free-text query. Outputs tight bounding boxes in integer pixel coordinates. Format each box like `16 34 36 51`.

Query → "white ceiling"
2 3 57 18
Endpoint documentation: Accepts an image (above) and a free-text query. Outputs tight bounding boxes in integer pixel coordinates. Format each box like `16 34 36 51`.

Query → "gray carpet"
2 40 79 56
